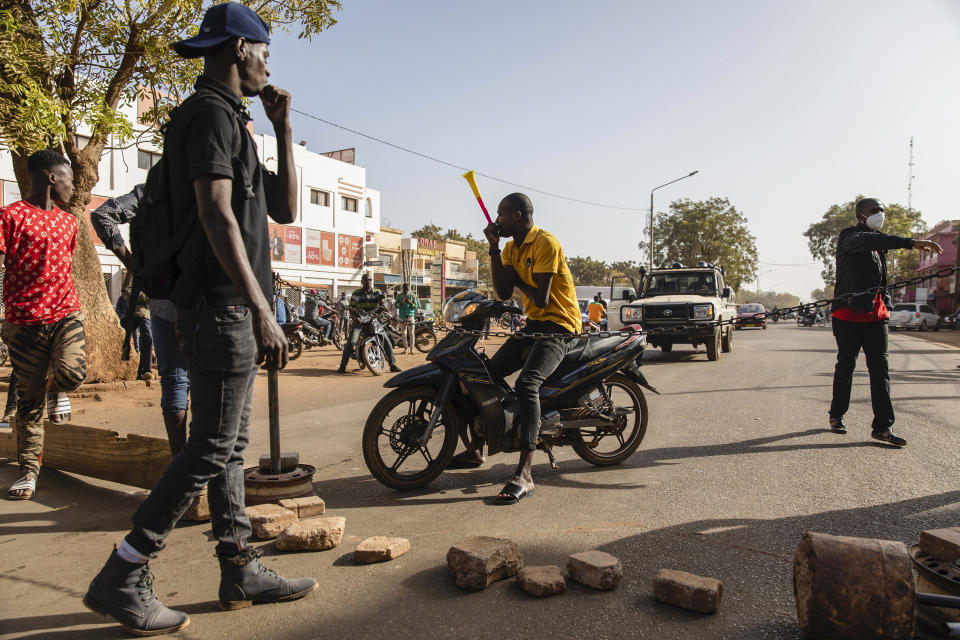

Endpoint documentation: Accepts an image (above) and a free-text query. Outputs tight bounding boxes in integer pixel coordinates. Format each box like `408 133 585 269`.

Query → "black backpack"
127 91 245 301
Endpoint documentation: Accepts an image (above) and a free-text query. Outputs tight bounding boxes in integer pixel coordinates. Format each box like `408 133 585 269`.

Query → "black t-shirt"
168 75 275 307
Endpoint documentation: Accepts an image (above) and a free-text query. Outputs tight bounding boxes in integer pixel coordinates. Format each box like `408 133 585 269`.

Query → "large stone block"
354 536 410 564
446 536 523 591
516 565 566 597
181 490 211 523
275 516 345 552
567 550 622 590
246 503 297 540
279 496 326 519
653 569 723 614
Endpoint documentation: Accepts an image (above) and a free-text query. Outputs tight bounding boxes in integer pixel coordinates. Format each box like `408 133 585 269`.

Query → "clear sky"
248 0 960 300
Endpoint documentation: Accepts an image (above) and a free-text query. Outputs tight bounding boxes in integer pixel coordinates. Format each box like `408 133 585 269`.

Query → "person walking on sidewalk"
120 269 154 380
85 4 315 635
91 187 196 487
1 150 87 500
395 282 419 354
828 197 942 446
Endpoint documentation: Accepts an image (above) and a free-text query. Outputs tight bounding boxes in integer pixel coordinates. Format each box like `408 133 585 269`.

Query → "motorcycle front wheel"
287 334 303 361
362 385 460 489
572 374 648 466
415 329 437 353
332 328 344 351
361 339 387 376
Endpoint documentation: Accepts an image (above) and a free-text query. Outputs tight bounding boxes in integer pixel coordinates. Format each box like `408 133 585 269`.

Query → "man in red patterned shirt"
1 150 87 500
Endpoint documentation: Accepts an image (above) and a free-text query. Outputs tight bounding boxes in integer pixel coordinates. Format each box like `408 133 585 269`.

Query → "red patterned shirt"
0 200 81 326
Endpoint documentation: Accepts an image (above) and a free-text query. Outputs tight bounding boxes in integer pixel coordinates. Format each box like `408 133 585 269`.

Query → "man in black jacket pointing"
828 197 941 446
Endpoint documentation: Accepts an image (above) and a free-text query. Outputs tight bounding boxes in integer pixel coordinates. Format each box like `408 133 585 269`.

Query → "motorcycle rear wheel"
572 374 648 466
361 339 387 376
415 329 437 353
362 385 460 489
287 334 303 361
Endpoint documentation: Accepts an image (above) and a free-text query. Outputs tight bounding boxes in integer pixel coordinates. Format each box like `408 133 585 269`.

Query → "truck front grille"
645 304 688 320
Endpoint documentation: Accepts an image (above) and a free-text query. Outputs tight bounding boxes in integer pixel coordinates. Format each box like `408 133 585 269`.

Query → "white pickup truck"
606 262 737 361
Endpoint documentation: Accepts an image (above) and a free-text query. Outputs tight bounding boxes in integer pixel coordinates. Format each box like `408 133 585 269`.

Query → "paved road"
2 323 959 639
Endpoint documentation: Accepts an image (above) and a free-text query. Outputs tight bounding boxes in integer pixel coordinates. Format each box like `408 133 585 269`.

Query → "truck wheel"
660 343 673 352
721 326 733 353
706 328 720 361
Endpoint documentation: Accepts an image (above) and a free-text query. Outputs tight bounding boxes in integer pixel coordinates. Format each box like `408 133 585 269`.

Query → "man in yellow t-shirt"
475 192 581 505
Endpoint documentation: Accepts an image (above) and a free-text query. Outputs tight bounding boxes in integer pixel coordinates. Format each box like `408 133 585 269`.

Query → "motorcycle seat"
562 334 629 365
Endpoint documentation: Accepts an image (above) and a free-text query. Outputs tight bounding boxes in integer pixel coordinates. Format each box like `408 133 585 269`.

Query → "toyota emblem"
663 309 673 317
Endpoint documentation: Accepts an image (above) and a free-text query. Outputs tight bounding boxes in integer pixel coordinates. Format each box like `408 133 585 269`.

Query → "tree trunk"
10 148 136 382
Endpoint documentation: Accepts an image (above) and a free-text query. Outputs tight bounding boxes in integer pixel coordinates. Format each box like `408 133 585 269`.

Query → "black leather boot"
218 549 317 610
84 549 189 636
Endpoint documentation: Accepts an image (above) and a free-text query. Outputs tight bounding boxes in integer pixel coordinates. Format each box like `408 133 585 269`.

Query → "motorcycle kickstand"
541 442 560 469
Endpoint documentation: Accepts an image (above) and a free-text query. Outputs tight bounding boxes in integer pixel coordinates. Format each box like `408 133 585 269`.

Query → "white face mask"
865 212 884 231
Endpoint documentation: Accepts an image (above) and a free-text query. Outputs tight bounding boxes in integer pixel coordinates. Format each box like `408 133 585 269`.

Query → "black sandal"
494 482 534 505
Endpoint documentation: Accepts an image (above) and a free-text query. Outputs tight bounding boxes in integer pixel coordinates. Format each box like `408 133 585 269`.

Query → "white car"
889 302 940 331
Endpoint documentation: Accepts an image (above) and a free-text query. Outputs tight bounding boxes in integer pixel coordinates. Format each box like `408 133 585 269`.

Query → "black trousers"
829 318 894 432
489 321 574 451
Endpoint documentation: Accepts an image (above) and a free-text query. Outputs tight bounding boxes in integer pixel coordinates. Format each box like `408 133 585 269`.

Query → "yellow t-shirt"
501 225 582 334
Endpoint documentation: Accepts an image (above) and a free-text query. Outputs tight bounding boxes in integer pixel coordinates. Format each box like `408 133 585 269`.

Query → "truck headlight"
621 306 643 322
692 304 713 320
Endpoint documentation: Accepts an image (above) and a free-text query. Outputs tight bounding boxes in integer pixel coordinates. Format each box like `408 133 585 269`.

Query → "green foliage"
810 285 834 301
803 197 927 287
738 289 801 310
0 0 342 181
608 260 639 277
567 256 610 286
638 197 758 291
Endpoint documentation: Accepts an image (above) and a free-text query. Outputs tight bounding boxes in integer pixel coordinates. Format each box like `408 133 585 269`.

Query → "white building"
0 92 381 302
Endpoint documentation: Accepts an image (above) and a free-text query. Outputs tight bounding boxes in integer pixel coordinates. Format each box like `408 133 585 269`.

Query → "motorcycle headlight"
692 304 714 320
442 291 482 323
621 306 643 322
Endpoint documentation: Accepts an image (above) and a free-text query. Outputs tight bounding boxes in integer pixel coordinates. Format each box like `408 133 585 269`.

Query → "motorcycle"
798 309 826 327
346 308 394 376
382 313 438 354
282 320 307 361
361 290 658 490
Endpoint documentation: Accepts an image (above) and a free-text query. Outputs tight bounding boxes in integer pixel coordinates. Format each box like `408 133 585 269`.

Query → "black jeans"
829 318 894 432
339 325 396 370
489 321 574 451
125 303 258 558
136 317 153 378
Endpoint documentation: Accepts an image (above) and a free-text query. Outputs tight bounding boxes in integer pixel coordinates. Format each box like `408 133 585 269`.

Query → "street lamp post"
649 170 699 271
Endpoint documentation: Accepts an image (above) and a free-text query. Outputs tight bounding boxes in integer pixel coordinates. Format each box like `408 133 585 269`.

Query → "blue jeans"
136 317 153 378
125 303 257 558
307 316 332 339
151 316 188 413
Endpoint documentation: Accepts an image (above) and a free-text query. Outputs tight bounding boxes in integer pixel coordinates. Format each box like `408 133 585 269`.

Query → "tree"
608 260 639 277
803 197 926 289
810 286 834 301
639 197 758 291
0 0 341 381
567 256 609 286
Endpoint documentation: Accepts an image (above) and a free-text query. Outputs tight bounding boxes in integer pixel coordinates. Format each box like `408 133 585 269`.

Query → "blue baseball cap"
173 2 271 59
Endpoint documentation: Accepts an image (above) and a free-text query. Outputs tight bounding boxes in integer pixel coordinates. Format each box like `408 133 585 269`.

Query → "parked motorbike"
361 290 658 490
345 308 394 376
282 320 306 361
382 314 438 354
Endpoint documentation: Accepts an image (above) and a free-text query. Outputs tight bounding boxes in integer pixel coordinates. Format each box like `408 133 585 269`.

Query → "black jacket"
833 224 914 313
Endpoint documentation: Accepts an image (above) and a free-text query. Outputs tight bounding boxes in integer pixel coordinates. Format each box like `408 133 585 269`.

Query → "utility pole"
907 137 915 210
649 171 699 271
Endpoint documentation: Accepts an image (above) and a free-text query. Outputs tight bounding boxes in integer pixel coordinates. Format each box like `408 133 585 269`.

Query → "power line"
290 108 646 212
759 261 817 267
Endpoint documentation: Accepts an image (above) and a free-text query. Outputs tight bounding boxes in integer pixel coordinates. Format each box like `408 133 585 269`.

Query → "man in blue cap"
84 3 316 635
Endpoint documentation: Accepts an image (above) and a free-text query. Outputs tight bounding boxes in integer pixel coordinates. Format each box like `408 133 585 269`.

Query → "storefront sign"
269 224 302 263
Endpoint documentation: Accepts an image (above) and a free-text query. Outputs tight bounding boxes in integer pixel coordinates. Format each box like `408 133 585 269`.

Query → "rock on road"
1 323 959 639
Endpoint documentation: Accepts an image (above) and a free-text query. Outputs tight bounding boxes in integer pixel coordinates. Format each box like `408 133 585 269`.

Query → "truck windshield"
645 272 715 297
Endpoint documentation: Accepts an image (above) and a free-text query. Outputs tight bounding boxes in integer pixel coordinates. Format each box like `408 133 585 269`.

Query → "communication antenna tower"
907 137 915 210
